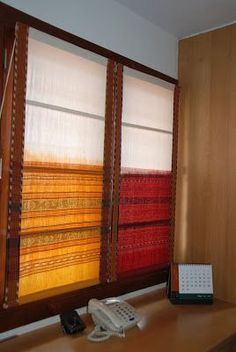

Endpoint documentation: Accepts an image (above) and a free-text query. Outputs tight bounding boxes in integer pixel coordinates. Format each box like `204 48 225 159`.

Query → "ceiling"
114 0 236 38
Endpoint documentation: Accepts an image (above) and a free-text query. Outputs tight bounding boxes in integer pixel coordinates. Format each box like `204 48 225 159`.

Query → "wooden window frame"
0 2 179 332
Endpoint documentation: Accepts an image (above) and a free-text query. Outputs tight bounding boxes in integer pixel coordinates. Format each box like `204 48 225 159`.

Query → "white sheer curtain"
25 28 107 165
121 67 174 171
24 105 105 164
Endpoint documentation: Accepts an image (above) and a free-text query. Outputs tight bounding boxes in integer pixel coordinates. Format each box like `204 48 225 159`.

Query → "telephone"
87 297 141 342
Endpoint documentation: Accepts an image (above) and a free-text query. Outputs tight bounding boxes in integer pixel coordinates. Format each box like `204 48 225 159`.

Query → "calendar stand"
167 263 214 304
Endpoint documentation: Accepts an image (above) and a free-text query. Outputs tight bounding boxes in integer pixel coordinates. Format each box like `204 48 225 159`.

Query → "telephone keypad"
110 302 138 324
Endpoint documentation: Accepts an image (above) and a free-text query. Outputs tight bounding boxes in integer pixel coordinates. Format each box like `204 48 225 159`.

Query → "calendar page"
178 264 213 294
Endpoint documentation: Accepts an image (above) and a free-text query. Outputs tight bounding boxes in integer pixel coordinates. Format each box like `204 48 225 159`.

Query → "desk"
0 289 235 352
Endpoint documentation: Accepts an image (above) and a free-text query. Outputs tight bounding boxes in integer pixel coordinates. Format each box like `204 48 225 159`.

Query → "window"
0 16 178 332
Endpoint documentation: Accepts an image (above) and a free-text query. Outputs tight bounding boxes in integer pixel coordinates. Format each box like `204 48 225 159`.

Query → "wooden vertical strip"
0 27 15 304
0 24 5 303
110 63 123 281
100 61 123 283
0 25 4 103
3 23 28 308
100 60 116 283
170 85 180 263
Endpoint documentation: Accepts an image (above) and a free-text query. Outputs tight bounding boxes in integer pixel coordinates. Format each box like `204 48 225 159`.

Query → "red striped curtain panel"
118 68 174 276
19 29 107 297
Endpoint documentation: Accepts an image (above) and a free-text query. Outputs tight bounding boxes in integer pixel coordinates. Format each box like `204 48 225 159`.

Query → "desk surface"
1 289 236 352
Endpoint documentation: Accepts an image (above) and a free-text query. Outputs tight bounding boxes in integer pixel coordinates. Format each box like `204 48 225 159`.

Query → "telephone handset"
87 297 141 342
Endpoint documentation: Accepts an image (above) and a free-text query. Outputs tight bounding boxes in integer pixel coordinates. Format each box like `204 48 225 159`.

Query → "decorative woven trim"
99 60 116 283
170 85 180 263
3 23 29 309
110 63 123 281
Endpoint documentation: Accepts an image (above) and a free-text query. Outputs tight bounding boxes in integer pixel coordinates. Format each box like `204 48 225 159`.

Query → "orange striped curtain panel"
19 29 107 297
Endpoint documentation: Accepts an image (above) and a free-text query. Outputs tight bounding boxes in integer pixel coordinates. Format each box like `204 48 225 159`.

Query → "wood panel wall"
175 24 236 303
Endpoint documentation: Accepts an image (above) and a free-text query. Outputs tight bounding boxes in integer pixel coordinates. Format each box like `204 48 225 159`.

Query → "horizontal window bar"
26 100 172 135
118 219 171 230
26 100 105 122
122 121 173 135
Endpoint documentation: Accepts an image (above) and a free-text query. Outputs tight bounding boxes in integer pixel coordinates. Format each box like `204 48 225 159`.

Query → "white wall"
1 0 178 78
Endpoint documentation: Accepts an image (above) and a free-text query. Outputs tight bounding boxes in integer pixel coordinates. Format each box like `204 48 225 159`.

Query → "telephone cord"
87 325 125 342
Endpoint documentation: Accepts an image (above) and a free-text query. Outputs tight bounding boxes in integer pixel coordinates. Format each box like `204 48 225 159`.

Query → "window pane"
27 29 107 116
118 68 174 277
121 126 173 171
24 105 105 165
122 68 174 132
19 30 107 298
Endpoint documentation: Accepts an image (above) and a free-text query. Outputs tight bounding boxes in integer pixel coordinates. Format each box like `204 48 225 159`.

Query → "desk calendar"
167 263 213 304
